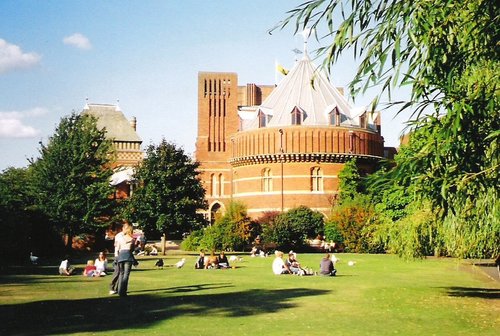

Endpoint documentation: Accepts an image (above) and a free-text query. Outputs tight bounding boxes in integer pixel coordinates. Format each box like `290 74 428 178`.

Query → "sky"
0 0 410 171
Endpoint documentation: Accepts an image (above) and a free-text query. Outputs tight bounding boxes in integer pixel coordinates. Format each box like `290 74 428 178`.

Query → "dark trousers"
110 261 119 291
117 261 132 297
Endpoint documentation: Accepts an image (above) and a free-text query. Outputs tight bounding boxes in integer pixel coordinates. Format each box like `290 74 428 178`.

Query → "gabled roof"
241 54 356 130
82 103 142 142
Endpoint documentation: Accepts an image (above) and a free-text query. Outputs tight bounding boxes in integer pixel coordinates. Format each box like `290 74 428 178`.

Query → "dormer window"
359 113 366 128
291 106 302 125
258 109 267 128
328 107 340 126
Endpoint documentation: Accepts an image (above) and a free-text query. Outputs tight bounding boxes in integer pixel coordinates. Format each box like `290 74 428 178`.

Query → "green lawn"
0 252 498 336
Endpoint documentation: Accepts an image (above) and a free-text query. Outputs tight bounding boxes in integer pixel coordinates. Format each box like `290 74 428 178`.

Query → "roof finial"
84 96 89 110
300 28 313 55
292 48 302 62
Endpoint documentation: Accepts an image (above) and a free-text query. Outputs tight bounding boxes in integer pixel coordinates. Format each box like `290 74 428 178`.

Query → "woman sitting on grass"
286 251 307 275
272 251 291 275
217 251 230 269
94 252 108 276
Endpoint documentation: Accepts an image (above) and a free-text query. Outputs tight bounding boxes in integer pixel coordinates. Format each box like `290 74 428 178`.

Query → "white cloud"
63 33 92 50
0 107 47 138
0 39 41 74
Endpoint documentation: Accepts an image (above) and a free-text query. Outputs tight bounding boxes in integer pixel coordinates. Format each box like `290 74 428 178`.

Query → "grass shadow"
0 285 329 335
443 286 500 299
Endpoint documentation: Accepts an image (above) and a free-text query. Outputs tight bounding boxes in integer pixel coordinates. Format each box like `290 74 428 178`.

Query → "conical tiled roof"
241 54 357 130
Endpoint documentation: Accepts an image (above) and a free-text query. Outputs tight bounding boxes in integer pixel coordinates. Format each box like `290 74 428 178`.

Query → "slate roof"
82 103 142 142
240 54 361 130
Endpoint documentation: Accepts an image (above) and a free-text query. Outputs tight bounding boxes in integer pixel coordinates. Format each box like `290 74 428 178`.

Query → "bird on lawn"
229 255 244 262
175 258 186 268
154 259 164 269
30 252 39 265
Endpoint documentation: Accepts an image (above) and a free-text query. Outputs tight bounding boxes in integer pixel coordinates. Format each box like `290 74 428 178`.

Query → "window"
258 109 266 128
359 113 366 128
210 174 217 196
261 168 273 192
219 173 224 196
311 167 323 192
328 107 340 126
291 106 302 125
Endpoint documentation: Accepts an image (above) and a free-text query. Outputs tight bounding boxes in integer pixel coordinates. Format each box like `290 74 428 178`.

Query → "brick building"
83 102 143 198
196 53 385 222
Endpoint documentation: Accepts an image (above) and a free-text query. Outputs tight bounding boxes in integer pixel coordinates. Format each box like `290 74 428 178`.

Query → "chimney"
130 116 137 131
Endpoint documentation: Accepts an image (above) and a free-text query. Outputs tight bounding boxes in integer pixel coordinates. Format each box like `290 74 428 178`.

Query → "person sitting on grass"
319 253 337 276
205 251 219 269
217 251 230 269
94 251 108 276
58 256 75 276
286 251 307 275
195 250 206 269
83 260 98 277
272 251 291 275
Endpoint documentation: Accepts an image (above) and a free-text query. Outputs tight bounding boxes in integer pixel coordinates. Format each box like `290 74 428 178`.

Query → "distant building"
82 102 143 198
195 52 385 222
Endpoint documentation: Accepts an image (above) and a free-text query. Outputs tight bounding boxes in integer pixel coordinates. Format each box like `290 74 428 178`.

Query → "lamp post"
279 129 284 212
230 137 234 201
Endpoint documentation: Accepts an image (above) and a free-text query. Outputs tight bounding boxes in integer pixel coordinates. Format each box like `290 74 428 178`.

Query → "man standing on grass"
109 222 129 294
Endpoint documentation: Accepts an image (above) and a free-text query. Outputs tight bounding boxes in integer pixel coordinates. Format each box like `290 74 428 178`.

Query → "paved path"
476 265 500 281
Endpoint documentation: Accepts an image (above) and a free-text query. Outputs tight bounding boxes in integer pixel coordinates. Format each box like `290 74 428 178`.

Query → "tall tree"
277 0 499 258
125 139 207 238
338 158 361 202
0 167 34 260
30 112 115 248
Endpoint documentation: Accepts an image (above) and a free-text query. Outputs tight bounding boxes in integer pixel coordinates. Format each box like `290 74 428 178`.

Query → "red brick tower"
195 72 239 222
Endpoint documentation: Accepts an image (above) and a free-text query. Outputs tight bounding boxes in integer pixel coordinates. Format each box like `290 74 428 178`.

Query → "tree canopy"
125 139 207 238
30 112 116 244
277 0 499 258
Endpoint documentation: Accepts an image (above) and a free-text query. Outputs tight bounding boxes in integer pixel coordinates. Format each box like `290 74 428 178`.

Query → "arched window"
261 168 273 192
210 203 221 225
311 167 323 192
211 173 218 196
291 106 302 125
219 173 224 196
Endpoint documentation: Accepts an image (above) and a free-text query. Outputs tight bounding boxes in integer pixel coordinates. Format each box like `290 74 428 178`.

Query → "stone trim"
230 152 380 167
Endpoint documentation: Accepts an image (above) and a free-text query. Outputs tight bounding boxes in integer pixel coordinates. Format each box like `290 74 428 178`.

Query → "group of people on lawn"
58 251 108 277
272 250 337 276
57 222 337 300
194 250 230 269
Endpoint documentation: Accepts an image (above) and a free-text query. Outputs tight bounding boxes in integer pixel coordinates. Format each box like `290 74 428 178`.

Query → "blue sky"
0 0 410 171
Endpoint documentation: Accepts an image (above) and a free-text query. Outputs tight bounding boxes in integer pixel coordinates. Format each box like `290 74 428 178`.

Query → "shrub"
329 195 377 253
181 229 204 251
323 221 344 245
264 206 324 251
379 202 440 259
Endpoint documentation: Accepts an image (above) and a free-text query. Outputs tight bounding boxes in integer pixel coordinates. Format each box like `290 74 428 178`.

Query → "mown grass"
0 252 498 336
